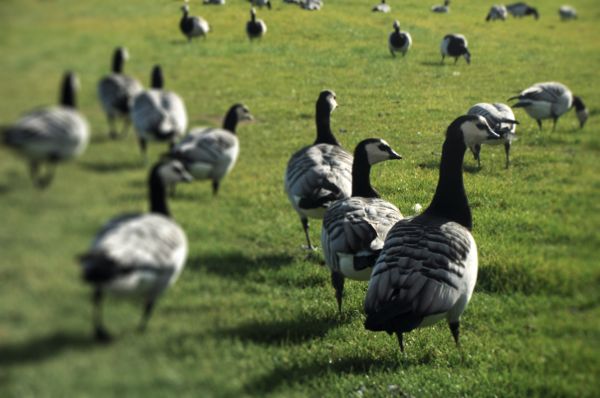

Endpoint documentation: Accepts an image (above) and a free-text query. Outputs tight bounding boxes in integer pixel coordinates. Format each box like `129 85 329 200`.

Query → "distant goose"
284 90 353 250
180 2 210 41
507 2 539 19
508 82 588 130
170 104 253 195
372 0 391 13
80 159 192 342
131 65 188 162
251 0 272 9
441 34 470 64
203 0 226 5
2 72 89 189
486 5 508 21
559 5 577 20
389 20 412 57
246 8 267 40
431 0 450 13
97 47 143 139
364 115 501 352
301 0 322 11
321 138 403 312
467 103 519 168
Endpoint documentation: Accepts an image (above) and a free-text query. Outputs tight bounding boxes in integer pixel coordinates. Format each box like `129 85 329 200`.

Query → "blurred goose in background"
284 90 353 250
251 0 272 9
432 0 450 13
2 71 89 189
508 82 588 130
486 5 508 21
507 2 539 19
467 103 519 168
389 20 412 57
97 47 143 139
559 5 577 20
131 65 188 162
203 0 226 5
246 8 267 40
301 0 322 11
441 34 470 64
80 159 192 342
321 138 403 313
170 104 253 196
364 115 501 352
180 2 210 41
372 0 391 13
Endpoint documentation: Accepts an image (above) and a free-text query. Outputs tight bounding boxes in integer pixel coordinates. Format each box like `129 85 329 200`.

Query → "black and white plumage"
486 5 508 21
372 0 391 13
431 0 450 13
97 47 143 139
559 6 577 20
467 103 519 168
300 0 322 11
131 65 188 161
507 2 539 19
180 3 210 41
2 72 89 189
251 0 272 9
440 34 470 65
246 8 267 40
508 82 588 130
284 90 352 250
388 20 412 57
203 0 226 5
80 159 192 342
170 104 253 196
321 138 403 312
364 115 502 352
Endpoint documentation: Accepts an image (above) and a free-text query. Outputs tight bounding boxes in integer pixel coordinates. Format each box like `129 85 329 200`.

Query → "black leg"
29 161 40 186
390 49 396 57
331 271 345 314
441 55 445 64
138 299 156 332
473 144 481 168
454 57 459 64
138 137 147 162
449 321 460 347
536 119 542 131
301 216 314 250
108 115 117 139
121 119 131 138
504 141 511 169
93 288 112 343
396 331 404 352
212 180 220 196
552 117 558 131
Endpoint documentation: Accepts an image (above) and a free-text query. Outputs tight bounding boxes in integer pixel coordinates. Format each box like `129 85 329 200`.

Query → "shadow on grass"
418 160 481 174
80 159 142 173
187 251 295 278
0 331 96 367
420 61 445 67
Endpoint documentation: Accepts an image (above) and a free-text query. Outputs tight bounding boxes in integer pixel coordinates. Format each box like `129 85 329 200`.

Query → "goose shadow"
80 160 142 173
420 61 445 67
187 251 295 278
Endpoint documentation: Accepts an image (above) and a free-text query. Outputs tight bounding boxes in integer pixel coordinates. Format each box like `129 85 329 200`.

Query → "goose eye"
378 143 388 151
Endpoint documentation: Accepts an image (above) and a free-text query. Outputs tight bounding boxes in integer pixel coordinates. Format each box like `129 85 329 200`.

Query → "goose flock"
1 1 592 354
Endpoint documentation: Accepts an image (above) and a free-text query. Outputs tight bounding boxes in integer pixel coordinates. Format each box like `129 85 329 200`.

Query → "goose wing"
98 75 143 115
132 90 187 140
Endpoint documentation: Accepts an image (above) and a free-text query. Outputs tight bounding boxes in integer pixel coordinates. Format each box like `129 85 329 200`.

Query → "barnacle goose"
246 8 267 40
441 34 470 65
284 90 353 250
559 6 577 20
508 82 588 130
300 0 322 11
203 0 226 5
170 104 253 195
321 138 403 313
97 47 143 139
2 72 89 189
389 20 412 57
507 2 539 19
79 159 192 342
372 0 391 13
251 0 272 9
180 2 210 41
364 115 501 352
431 0 450 13
131 65 188 162
486 5 508 21
467 103 519 168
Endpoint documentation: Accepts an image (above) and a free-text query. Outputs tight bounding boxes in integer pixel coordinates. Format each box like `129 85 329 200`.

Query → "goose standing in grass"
559 5 577 20
507 2 539 19
372 0 391 13
300 0 322 11
389 20 412 57
169 104 253 196
180 2 210 41
467 103 519 168
321 138 403 313
441 34 470 65
2 72 89 189
508 82 588 130
284 90 352 250
131 65 188 162
246 8 267 40
251 0 272 9
203 0 226 5
364 115 501 352
431 0 450 13
80 159 192 342
97 47 143 139
486 5 508 21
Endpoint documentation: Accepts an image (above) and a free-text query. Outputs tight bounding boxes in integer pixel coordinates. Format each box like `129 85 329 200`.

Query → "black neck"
149 166 170 216
151 67 163 89
314 102 339 145
251 12 256 22
112 50 124 73
182 9 189 19
394 26 400 33
352 149 379 198
223 108 239 133
60 75 76 108
572 96 585 111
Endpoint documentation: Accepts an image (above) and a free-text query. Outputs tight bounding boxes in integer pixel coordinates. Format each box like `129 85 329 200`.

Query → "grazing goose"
389 20 412 57
97 47 143 139
300 0 322 11
321 138 403 313
559 5 577 20
467 103 519 168
180 2 210 41
284 90 353 250
441 34 470 65
2 72 89 189
203 0 226 5
246 8 267 40
170 104 253 195
131 65 188 162
486 5 508 21
372 0 391 13
251 0 272 9
364 115 501 352
431 0 450 13
507 2 539 19
79 159 192 342
508 82 588 130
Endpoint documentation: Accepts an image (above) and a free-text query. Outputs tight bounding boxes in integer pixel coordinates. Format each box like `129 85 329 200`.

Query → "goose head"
156 159 193 185
392 20 400 31
572 96 588 128
250 7 257 19
181 3 190 14
448 115 501 149
463 48 471 64
150 65 164 89
231 104 254 122
60 71 79 108
317 90 337 115
357 138 402 165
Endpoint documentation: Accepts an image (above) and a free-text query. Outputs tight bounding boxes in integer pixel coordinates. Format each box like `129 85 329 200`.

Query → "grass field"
1 0 599 396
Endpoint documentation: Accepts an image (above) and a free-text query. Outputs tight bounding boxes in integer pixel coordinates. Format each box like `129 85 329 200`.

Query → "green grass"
1 0 599 396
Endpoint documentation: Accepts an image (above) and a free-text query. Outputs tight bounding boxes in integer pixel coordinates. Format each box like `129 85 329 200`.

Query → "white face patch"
365 139 397 165
328 95 338 113
158 160 193 184
461 117 495 148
